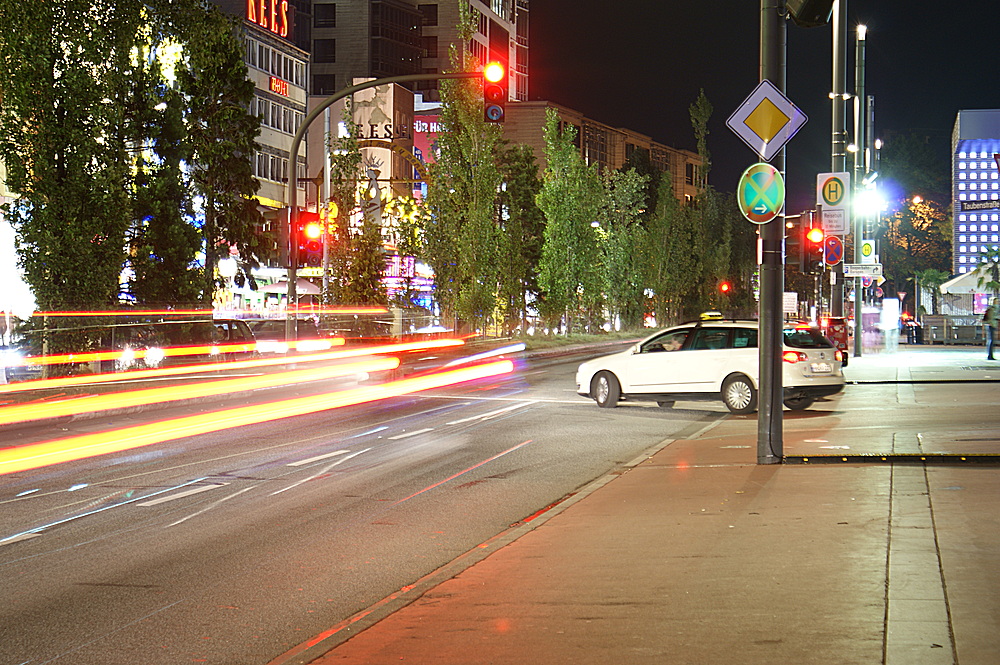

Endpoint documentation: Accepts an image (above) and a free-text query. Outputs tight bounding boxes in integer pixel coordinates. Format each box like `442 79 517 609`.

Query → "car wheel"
592 371 621 408
657 401 675 408
722 374 757 414
783 396 815 410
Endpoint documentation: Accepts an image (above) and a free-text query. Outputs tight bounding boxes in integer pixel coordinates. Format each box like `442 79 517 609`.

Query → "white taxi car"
575 319 844 414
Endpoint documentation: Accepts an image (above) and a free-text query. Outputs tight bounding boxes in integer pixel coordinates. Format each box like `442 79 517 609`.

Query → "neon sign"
247 0 289 39
269 76 289 96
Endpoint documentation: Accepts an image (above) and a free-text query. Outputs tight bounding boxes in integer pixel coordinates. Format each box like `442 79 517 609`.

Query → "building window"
314 39 336 63
685 162 695 186
314 3 336 27
313 74 338 95
418 3 438 26
421 35 438 58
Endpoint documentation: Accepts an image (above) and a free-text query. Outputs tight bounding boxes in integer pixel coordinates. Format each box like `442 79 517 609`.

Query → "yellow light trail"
0 360 515 476
0 357 401 426
0 338 464 395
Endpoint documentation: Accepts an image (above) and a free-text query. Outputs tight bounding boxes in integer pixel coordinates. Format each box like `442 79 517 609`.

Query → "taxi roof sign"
726 79 807 162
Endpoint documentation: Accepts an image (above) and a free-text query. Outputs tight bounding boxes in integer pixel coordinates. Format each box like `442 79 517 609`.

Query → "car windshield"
783 326 833 349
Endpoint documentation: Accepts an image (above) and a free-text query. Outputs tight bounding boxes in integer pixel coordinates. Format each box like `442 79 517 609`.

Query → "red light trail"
0 359 515 475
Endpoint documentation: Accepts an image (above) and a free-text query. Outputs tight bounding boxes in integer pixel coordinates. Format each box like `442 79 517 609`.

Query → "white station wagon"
576 319 845 414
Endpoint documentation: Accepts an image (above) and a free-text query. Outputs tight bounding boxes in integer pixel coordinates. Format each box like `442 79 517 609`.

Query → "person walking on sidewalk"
985 299 998 360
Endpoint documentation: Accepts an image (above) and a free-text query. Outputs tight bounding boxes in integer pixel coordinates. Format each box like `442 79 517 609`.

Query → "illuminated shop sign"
247 0 289 38
269 76 289 96
961 200 1000 212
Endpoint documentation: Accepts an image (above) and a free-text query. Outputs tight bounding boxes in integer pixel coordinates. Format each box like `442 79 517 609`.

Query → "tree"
496 143 544 334
178 6 265 305
422 4 504 333
645 172 696 326
597 168 648 329
536 108 603 333
0 0 143 315
914 268 949 315
881 196 952 295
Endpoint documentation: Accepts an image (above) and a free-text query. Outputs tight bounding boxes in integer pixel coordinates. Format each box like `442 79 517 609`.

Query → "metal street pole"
852 25 866 357
284 71 481 343
830 0 847 317
758 0 785 464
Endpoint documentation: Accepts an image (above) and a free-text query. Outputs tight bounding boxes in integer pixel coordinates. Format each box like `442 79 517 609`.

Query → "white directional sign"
726 80 808 162
843 263 883 277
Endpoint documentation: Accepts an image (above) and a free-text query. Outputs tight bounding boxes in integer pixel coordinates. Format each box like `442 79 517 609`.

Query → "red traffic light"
805 227 824 244
483 62 505 83
718 280 732 294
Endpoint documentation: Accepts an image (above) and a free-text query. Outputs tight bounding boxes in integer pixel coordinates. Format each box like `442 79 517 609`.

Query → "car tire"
657 401 675 408
722 374 757 414
593 371 621 408
783 396 815 410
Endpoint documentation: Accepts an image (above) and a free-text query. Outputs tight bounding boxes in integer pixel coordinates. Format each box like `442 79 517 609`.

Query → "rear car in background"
246 318 336 354
576 319 844 414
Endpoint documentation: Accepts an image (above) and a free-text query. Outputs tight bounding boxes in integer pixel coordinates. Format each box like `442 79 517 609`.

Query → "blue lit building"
952 109 1000 274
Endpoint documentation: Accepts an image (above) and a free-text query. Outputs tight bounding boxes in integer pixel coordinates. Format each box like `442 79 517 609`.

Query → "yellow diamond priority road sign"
727 80 807 162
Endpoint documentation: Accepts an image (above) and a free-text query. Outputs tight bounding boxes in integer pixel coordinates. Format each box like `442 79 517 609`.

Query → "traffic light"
483 61 507 123
785 217 802 270
718 280 732 295
804 225 825 273
296 210 323 269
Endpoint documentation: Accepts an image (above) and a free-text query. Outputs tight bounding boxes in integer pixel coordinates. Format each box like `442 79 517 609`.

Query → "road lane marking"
445 400 538 425
287 449 351 467
271 448 371 495
388 428 435 440
137 483 228 507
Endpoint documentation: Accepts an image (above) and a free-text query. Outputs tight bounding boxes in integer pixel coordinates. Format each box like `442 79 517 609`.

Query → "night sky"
529 1 1000 211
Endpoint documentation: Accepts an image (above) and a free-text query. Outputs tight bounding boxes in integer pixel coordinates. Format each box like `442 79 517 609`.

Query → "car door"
624 327 693 393
658 327 735 393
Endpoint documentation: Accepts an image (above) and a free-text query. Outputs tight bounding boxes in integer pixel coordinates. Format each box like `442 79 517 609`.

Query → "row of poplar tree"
0 1 758 343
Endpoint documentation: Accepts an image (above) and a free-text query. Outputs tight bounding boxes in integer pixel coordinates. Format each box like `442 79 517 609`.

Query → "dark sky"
529 1 1000 211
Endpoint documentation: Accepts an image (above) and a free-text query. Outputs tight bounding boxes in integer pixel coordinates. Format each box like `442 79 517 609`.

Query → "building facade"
952 109 1000 275
499 101 703 202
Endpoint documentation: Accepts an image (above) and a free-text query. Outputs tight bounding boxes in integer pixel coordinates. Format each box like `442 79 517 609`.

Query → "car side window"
732 328 758 349
689 328 731 350
643 329 690 353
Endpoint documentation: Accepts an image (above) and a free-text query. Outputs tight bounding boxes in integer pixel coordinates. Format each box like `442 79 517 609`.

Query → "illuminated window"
960 173 967 179
972 184 978 190
959 235 967 242
984 162 991 168
971 235 978 242
959 183 966 190
971 161 978 168
960 152 967 158
960 245 967 252
960 256 967 263
960 194 967 200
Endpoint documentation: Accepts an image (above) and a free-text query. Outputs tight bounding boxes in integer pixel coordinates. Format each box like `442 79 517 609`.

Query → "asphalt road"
0 350 724 665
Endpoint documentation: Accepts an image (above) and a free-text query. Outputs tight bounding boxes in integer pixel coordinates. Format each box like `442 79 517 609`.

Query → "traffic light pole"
758 0 785 464
283 71 482 343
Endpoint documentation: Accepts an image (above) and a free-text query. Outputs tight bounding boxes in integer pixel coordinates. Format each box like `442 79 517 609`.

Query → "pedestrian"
984 299 998 360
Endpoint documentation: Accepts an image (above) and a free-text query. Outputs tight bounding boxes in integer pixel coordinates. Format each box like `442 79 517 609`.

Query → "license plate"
810 362 832 373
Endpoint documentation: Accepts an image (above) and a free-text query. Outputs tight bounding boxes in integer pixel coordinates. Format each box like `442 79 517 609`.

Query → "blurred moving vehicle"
576 319 845 414
1 341 44 382
151 318 259 365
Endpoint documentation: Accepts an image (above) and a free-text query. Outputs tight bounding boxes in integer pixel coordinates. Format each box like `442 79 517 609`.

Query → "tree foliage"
421 5 504 332
536 109 603 333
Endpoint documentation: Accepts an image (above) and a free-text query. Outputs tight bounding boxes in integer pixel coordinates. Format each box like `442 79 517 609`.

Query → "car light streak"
0 338 463 394
0 357 401 426
391 438 532 505
0 360 515 476
442 342 525 367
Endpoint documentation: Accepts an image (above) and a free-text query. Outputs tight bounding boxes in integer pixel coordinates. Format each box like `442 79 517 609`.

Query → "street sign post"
737 162 785 224
726 79 808 162
843 263 883 277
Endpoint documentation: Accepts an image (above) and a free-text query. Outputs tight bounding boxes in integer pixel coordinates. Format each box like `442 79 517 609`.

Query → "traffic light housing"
296 210 323 269
785 217 802 271
483 62 507 123
804 225 825 273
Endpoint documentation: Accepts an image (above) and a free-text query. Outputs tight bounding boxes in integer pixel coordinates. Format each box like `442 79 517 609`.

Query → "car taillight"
834 349 843 362
782 350 808 363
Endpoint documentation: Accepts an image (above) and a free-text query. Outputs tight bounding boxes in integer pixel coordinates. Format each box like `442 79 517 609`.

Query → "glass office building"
952 109 1000 274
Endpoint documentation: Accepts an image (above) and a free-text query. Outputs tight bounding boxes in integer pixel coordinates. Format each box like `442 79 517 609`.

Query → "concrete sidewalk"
275 345 1000 665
